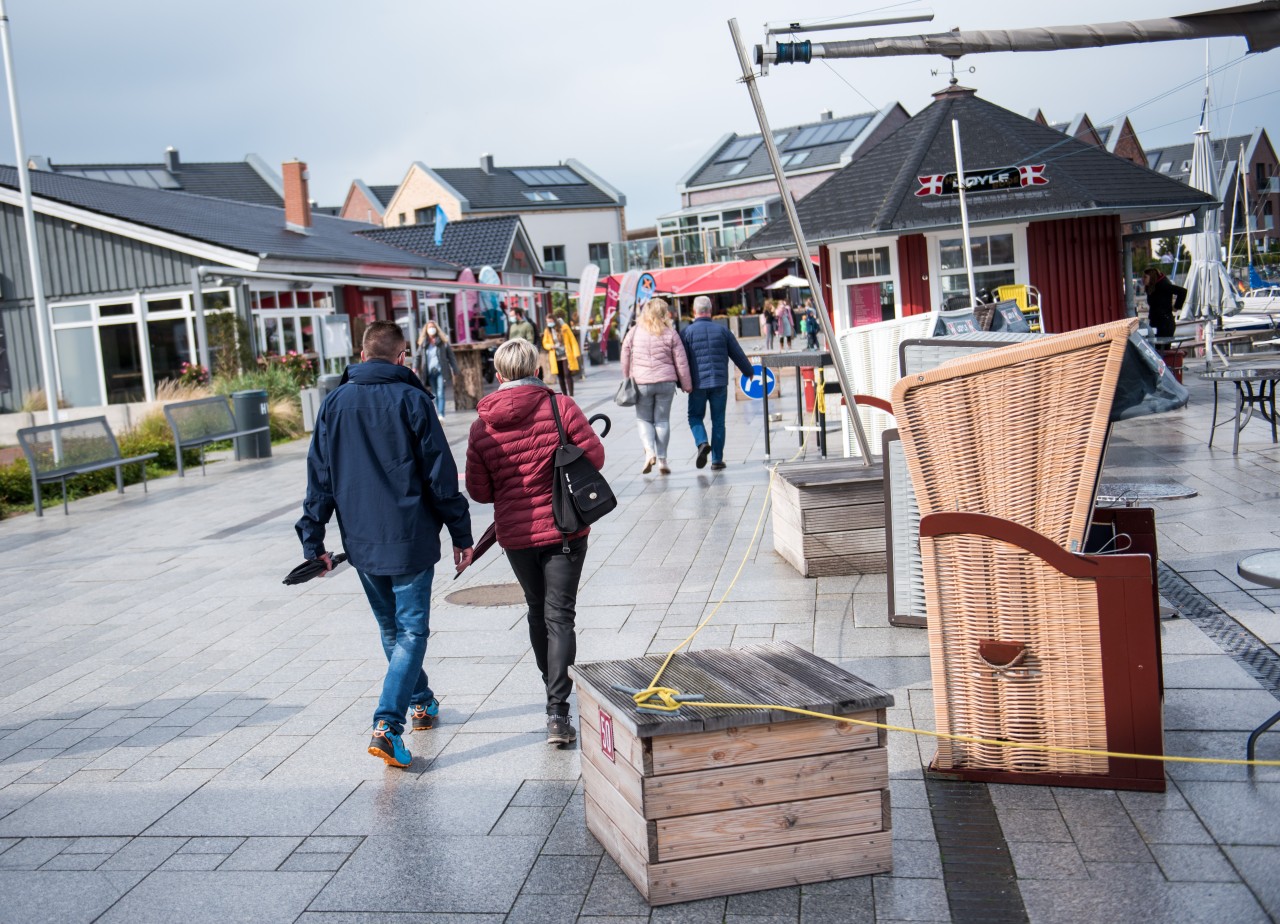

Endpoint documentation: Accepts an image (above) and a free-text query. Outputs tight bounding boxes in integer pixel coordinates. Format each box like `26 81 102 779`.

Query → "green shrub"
213 365 302 403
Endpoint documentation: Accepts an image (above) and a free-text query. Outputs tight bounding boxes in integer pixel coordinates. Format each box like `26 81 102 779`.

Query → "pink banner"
600 276 621 345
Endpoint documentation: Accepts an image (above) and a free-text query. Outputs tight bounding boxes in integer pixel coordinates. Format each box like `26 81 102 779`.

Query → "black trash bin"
232 389 272 459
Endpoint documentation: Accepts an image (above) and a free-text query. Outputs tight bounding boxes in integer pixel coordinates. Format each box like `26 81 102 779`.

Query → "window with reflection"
938 232 1017 303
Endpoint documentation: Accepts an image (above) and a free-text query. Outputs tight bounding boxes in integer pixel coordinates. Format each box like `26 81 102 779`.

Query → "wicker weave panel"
891 319 1136 550
837 314 935 458
922 533 1108 775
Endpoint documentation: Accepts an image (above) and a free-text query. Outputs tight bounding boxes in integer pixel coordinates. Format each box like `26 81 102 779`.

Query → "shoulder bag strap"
546 388 571 448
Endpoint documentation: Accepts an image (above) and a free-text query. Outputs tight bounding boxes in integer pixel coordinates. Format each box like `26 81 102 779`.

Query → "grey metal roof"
433 164 618 210
1144 134 1251 183
740 90 1217 255
44 160 284 207
0 166 454 270
685 111 879 189
359 215 524 270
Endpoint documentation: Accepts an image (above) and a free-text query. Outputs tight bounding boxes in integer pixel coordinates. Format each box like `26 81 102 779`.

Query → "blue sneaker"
410 698 439 731
368 721 411 768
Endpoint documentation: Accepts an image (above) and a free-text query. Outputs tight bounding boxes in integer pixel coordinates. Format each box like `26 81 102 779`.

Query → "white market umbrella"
767 274 811 289
1181 123 1240 326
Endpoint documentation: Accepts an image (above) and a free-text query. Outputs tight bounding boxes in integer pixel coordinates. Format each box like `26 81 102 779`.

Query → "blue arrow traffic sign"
739 365 776 399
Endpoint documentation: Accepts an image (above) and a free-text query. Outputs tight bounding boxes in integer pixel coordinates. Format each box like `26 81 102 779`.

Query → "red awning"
673 259 784 297
602 259 788 299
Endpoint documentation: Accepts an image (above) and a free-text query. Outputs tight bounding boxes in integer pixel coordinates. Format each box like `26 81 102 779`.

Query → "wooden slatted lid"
569 641 893 738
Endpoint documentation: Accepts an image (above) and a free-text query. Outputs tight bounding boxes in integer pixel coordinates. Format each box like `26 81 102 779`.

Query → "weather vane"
931 56 975 86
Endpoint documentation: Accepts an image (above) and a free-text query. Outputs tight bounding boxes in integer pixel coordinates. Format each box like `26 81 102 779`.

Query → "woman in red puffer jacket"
465 338 605 747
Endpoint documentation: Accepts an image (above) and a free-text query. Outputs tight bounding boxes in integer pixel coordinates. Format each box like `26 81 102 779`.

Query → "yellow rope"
631 401 1280 769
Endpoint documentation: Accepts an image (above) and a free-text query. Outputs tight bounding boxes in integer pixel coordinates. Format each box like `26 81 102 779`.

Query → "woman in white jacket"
620 299 692 474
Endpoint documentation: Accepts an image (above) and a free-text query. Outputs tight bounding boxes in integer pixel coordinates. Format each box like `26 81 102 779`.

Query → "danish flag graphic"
915 174 946 197
1018 164 1048 186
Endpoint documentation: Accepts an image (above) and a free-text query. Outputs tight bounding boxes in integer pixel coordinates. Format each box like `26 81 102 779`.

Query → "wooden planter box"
569 641 894 906
771 460 887 576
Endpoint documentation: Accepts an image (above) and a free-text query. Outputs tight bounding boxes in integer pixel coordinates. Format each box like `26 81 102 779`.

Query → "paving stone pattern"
1 347 1278 922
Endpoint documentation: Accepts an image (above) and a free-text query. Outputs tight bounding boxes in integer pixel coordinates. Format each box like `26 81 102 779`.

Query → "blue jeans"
687 386 728 464
635 381 676 460
357 568 435 735
427 370 446 417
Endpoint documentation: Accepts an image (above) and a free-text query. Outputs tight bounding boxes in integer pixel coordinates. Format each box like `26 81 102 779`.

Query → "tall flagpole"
951 121 978 307
728 18 873 464
0 0 58 421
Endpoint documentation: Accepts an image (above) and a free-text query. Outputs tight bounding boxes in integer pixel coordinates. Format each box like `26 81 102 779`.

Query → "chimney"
819 110 833 121
282 160 312 233
480 153 494 174
164 146 180 172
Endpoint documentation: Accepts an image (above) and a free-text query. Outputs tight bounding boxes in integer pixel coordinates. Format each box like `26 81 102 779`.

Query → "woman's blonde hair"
418 319 448 346
639 298 672 335
493 338 539 381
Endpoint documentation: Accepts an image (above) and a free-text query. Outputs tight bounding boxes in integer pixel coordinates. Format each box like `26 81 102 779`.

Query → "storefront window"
99 322 146 404
54 327 102 407
938 232 1017 303
838 246 895 327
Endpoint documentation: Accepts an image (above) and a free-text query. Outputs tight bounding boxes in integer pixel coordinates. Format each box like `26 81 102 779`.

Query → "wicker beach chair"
890 319 1165 791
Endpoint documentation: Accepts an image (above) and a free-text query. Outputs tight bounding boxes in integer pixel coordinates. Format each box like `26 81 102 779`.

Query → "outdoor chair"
890 319 1166 791
994 283 1044 332
834 312 935 459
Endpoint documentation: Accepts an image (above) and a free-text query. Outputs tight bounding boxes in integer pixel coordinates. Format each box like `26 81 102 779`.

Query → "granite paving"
1 343 1279 922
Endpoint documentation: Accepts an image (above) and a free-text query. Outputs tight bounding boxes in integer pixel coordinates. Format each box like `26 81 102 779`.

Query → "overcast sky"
1 1 1277 230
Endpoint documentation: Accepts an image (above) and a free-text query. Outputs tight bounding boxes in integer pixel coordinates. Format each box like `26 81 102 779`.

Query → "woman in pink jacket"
620 298 692 474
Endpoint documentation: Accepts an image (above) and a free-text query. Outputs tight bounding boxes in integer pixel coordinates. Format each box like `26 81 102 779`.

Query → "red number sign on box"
599 708 615 763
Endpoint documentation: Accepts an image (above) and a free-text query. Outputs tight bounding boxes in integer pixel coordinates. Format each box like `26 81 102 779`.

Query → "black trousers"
556 362 574 396
506 535 587 715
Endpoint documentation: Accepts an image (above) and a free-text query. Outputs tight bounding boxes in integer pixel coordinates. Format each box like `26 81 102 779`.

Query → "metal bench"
163 396 270 477
17 416 158 517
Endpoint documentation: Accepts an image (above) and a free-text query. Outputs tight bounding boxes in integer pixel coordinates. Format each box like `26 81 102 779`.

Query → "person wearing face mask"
415 321 460 417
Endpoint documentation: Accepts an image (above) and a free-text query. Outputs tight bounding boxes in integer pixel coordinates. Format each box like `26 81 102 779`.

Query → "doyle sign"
916 164 1047 197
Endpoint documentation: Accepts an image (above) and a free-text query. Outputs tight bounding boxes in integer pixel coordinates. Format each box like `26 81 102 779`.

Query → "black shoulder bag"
546 390 616 550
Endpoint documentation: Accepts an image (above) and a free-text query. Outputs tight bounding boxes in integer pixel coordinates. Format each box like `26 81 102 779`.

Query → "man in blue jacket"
680 296 755 471
297 321 473 768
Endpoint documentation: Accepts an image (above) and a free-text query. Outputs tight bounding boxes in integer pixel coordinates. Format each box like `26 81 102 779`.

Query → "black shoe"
547 714 577 747
696 443 711 469
711 461 726 471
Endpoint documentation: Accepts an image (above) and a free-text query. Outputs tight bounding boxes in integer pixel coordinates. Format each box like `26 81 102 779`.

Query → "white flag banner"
616 269 641 336
576 263 599 349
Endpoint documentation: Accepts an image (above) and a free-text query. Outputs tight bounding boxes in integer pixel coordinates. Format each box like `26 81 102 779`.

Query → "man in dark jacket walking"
1142 267 1188 340
680 296 755 471
297 321 473 769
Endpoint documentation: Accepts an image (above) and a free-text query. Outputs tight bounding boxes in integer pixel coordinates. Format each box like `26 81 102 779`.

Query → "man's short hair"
693 295 713 316
363 320 407 361
494 338 539 381
513 306 525 319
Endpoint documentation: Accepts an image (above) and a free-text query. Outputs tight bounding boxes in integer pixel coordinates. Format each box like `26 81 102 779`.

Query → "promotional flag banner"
616 269 641 335
601 276 621 345
576 263 599 350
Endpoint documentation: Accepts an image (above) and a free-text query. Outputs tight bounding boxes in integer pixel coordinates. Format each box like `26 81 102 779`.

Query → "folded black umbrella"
453 523 497 580
282 553 348 585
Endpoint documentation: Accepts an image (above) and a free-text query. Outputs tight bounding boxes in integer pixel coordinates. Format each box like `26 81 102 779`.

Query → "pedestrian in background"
1142 267 1187 340
415 321 459 418
542 314 581 396
298 321 473 769
763 300 778 351
777 299 796 349
803 299 820 350
680 295 755 472
464 339 606 746
507 306 537 345
621 297 691 475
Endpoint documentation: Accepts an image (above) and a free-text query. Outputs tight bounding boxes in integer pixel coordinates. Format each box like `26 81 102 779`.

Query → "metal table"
1236 550 1280 760
759 350 834 461
1096 482 1198 506
1198 365 1280 454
